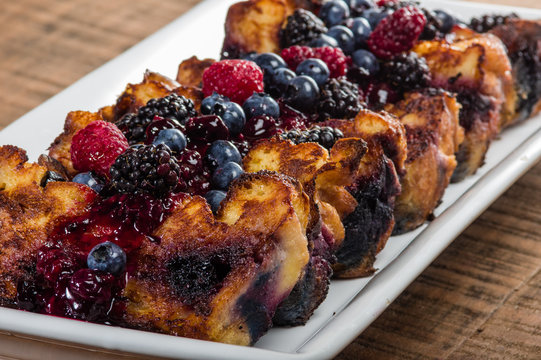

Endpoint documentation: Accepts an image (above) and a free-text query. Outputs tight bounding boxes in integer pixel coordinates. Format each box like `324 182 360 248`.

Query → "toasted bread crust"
386 91 463 233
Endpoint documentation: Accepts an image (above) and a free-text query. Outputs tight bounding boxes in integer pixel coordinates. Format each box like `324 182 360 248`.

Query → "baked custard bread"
0 0 540 348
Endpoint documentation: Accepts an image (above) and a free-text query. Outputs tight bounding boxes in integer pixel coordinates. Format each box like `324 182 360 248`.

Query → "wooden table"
0 1 540 359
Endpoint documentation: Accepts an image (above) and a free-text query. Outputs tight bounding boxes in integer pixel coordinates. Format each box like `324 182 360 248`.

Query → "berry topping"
281 126 344 150
205 140 242 169
434 9 457 34
280 9 328 48
469 13 518 33
419 8 444 40
152 128 187 153
266 67 296 97
243 93 280 120
184 115 230 143
109 144 181 198
351 49 380 75
87 241 127 276
309 34 340 48
202 60 264 104
72 172 104 193
204 190 227 214
243 115 280 140
40 170 66 187
116 94 196 144
201 94 246 136
319 0 351 27
284 75 320 113
212 162 244 190
326 25 356 54
367 6 426 59
139 93 196 125
345 0 375 15
68 269 115 302
381 52 431 93
296 58 330 87
318 78 362 120
253 53 287 75
361 8 392 28
346 17 372 48
71 121 129 178
281 46 349 78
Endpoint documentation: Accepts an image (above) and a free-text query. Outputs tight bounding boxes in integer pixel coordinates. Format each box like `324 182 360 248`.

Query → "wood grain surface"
0 1 540 359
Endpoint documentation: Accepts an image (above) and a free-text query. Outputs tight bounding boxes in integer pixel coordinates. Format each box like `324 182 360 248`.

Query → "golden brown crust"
221 0 291 57
124 172 310 345
386 91 463 233
0 146 96 304
176 56 215 88
413 27 514 181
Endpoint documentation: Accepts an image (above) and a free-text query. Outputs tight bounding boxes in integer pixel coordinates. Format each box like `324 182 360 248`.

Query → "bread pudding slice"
0 146 96 306
244 137 366 320
123 171 310 345
489 19 541 124
413 27 514 182
386 90 463 234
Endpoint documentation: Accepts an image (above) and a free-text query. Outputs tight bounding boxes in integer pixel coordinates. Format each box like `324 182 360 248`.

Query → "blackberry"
109 144 181 198
317 78 362 120
381 52 431 92
115 113 148 144
280 9 328 48
469 13 518 33
281 126 344 150
138 93 196 125
419 8 444 40
116 94 196 144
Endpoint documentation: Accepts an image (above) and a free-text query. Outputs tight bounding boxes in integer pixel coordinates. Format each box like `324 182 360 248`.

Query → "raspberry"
367 6 426 59
202 60 264 104
71 121 129 177
281 46 348 78
376 0 398 6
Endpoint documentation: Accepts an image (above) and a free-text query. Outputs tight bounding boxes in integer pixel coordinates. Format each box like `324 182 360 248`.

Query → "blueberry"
243 93 280 120
284 75 320 113
434 9 457 33
87 241 126 276
221 101 246 136
362 8 392 28
326 25 355 54
352 49 379 75
212 162 244 190
268 67 296 97
206 140 242 168
308 34 339 48
319 0 350 27
348 17 371 48
152 128 187 153
344 0 375 14
243 52 259 62
296 59 330 87
204 190 227 214
72 172 103 193
254 53 287 74
201 93 229 115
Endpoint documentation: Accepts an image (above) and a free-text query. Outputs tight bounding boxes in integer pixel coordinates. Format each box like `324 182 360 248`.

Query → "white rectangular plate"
1 1 541 359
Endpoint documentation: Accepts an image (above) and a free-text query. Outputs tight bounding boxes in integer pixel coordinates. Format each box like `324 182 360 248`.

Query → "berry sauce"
19 192 187 323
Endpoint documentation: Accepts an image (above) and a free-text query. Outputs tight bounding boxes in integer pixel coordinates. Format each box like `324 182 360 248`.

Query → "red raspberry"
367 6 426 59
281 46 315 70
376 0 398 6
202 60 264 104
71 121 129 177
281 46 348 78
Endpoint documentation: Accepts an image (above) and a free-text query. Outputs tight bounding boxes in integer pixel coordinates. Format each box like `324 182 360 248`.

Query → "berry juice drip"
17 192 186 323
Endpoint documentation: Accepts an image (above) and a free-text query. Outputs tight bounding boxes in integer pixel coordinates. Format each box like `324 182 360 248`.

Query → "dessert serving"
0 0 540 353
